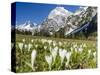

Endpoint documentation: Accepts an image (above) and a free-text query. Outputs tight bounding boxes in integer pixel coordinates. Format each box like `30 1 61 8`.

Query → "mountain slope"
40 6 73 35
15 6 97 39
68 14 97 37
16 21 38 32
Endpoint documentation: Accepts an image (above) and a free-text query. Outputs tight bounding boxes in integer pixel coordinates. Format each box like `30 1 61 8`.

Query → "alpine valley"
15 6 97 39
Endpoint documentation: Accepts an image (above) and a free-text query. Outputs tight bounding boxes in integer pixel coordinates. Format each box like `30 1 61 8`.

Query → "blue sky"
15 2 81 25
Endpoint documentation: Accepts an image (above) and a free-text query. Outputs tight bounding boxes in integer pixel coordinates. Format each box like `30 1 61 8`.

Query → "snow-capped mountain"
48 7 73 28
40 6 92 35
64 7 97 36
74 7 88 16
16 21 38 32
15 6 97 37
41 7 73 35
68 13 97 37
48 7 73 19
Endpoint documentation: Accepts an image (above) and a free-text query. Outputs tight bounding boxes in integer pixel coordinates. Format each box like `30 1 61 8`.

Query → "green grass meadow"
13 34 97 73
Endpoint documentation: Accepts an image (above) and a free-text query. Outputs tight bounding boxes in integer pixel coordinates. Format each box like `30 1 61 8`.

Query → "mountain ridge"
15 6 97 38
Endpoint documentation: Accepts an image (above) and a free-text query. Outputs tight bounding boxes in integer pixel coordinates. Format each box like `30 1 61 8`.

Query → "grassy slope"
16 34 96 42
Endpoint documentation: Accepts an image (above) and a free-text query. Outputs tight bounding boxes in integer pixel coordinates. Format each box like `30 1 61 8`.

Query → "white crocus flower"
93 52 96 59
48 40 52 45
83 43 87 48
93 52 96 61
75 47 78 52
54 46 58 51
22 38 25 42
31 50 37 71
49 46 52 52
88 49 92 58
51 46 58 62
45 55 53 70
59 42 62 46
65 52 71 66
24 44 28 49
35 44 38 48
41 39 46 44
28 43 32 52
70 47 73 52
18 43 23 52
73 44 77 48
93 52 96 57
59 49 67 64
44 46 47 50
78 47 83 53
42 41 45 44
53 41 56 47
31 39 34 43
88 49 91 54
80 44 83 48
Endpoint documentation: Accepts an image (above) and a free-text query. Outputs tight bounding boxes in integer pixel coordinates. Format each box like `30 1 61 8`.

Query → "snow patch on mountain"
74 6 88 15
16 20 38 31
48 7 73 19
